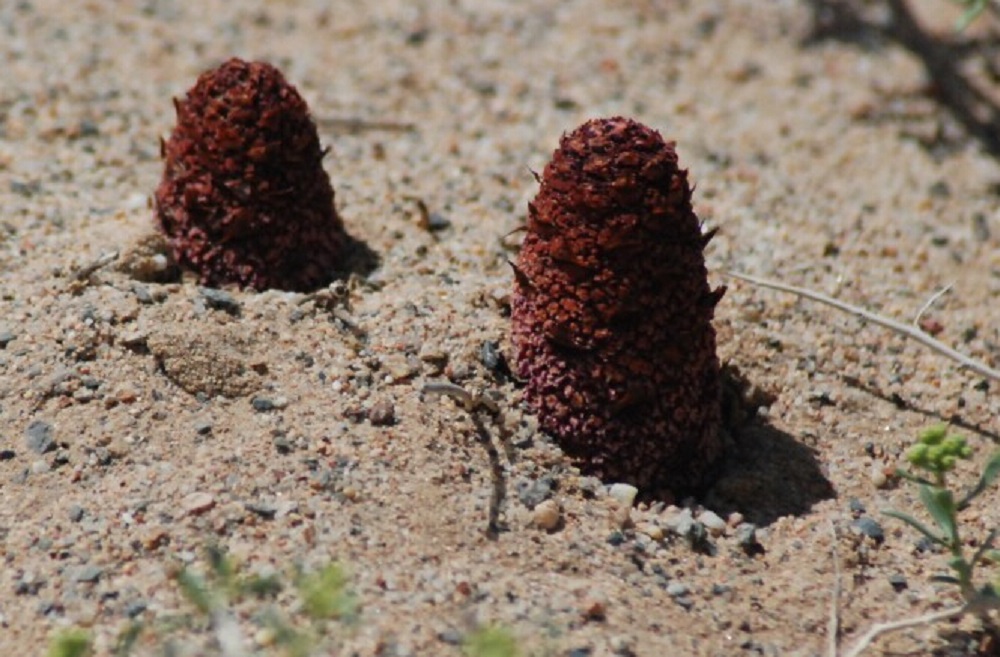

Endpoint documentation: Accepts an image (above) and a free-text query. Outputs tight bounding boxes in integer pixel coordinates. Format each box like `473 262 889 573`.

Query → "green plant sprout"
952 0 994 31
843 424 1000 656
883 424 1000 602
46 630 92 657
47 546 357 657
463 624 521 657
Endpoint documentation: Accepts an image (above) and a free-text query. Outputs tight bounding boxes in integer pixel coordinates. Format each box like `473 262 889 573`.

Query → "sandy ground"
4 0 1000 655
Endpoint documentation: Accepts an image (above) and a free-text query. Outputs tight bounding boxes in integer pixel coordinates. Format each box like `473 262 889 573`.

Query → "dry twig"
724 270 1000 384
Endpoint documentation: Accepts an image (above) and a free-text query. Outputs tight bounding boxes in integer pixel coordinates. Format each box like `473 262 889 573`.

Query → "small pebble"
124 600 148 618
0 329 15 348
870 466 888 489
0 450 14 460
74 566 103 583
666 582 689 597
25 420 55 454
437 629 463 645
251 397 284 412
888 573 908 592
182 492 216 516
635 522 664 542
532 499 561 531
199 287 241 315
517 474 555 509
368 399 396 426
31 460 50 475
736 523 764 555
607 483 638 507
664 508 694 536
68 505 85 522
698 510 726 536
851 516 885 544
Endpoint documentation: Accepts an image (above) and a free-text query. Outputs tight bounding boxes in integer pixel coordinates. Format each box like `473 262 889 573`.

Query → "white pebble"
698 510 727 536
607 483 638 507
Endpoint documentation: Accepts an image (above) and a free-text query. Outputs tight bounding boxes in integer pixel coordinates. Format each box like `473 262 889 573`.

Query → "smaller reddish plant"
155 58 346 291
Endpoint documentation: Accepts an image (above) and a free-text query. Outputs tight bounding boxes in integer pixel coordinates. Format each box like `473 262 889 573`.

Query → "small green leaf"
47 630 92 657
920 485 958 545
883 509 946 545
463 625 520 657
297 563 356 621
176 569 215 615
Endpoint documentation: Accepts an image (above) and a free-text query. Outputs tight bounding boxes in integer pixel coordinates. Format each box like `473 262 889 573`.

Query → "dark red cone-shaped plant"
511 116 725 493
155 58 345 291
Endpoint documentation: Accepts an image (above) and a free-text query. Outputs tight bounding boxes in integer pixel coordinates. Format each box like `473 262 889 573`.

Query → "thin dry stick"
912 283 953 327
724 270 1000 385
841 604 967 657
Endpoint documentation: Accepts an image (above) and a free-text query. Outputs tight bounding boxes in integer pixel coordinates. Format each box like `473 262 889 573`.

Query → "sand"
3 1 1000 655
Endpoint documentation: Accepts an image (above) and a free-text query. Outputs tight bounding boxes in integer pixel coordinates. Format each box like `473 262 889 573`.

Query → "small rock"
851 516 885 544
870 466 888 489
581 595 607 622
532 499 561 531
368 399 396 426
30 460 50 475
245 502 277 520
200 288 241 315
25 420 55 454
480 340 510 380
848 498 866 515
698 510 726 536
141 528 169 550
517 474 555 509
609 635 636 657
125 600 148 618
0 450 14 460
606 531 626 546
635 522 664 542
252 397 277 412
194 420 213 435
727 512 744 528
888 573 908 592
437 629 463 645
666 582 689 597
74 566 103 583
736 522 764 555
664 508 694 537
607 483 638 507
0 329 15 349
182 492 216 516
68 505 85 522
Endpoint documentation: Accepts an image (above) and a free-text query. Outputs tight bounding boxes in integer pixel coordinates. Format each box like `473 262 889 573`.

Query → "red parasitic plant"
511 116 725 493
154 58 346 291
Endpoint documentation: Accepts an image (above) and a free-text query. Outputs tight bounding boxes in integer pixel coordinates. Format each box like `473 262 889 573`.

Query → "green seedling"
46 630 92 657
952 0 992 31
883 424 1000 602
463 624 521 657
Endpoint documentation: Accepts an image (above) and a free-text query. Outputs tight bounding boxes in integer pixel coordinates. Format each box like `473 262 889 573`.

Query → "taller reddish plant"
155 58 346 291
512 117 725 493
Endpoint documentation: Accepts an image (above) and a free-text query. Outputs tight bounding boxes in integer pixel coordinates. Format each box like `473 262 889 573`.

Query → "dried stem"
841 604 967 657
724 270 1000 384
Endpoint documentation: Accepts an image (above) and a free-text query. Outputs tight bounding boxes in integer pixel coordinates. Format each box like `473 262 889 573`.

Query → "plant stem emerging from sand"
724 270 1000 384
422 381 508 539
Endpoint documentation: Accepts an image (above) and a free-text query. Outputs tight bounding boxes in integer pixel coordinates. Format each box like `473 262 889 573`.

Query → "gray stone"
199 287 241 315
74 566 103 583
516 474 555 509
25 421 55 454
